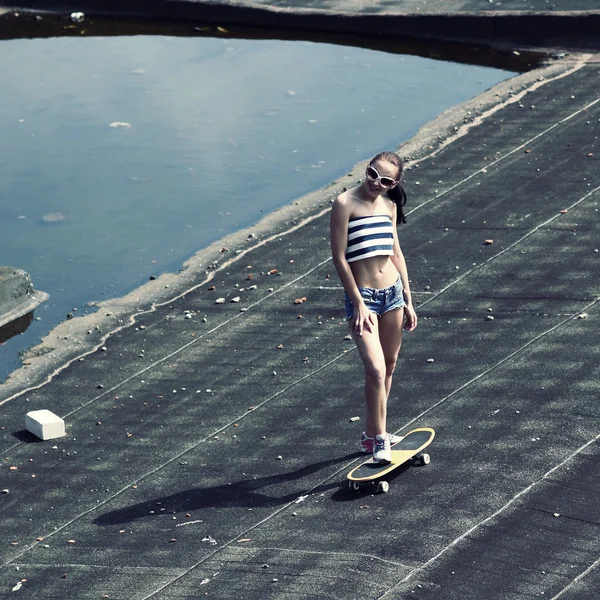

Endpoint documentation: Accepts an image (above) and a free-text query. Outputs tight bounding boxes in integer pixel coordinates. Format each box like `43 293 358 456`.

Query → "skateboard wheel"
419 453 431 466
349 481 361 492
377 481 389 493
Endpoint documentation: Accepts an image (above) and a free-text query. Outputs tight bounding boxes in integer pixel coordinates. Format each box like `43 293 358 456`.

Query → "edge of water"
0 54 586 405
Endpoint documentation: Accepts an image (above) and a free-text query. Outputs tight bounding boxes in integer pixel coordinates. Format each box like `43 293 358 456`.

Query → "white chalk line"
376 434 600 599
415 184 600 310
408 93 600 216
549 554 600 600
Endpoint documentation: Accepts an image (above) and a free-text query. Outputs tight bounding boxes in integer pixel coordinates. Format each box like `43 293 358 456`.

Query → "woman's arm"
330 196 376 335
390 204 418 332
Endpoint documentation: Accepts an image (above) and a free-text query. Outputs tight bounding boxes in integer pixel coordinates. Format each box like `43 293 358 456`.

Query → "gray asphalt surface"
1 3 599 600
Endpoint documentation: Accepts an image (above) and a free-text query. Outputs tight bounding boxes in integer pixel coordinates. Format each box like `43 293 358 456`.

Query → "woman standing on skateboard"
330 151 417 462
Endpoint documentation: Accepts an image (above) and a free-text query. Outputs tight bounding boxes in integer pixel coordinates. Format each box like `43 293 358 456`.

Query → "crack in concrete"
217 544 415 568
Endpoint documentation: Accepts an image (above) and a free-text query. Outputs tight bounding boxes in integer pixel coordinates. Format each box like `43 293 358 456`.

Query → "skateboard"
347 427 435 493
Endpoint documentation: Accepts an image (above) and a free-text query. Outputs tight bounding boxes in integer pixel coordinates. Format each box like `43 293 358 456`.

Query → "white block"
25 409 65 440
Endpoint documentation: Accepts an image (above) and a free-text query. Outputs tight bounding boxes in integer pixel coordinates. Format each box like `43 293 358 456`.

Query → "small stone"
215 298 226 304
276 455 283 460
427 358 435 363
101 347 107 352
486 315 495 321
349 416 360 422
577 313 588 319
231 297 241 303
344 335 352 340
553 513 560 517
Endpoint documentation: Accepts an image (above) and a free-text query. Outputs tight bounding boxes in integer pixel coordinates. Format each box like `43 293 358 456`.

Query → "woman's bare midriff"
350 256 398 289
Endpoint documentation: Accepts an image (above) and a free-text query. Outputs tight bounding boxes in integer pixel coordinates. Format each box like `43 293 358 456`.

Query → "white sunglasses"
366 165 397 187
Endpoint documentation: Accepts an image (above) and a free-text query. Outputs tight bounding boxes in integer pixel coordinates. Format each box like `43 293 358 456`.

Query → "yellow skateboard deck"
347 427 435 493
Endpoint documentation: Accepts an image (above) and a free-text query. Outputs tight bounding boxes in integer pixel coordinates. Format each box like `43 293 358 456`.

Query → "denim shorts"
345 275 406 321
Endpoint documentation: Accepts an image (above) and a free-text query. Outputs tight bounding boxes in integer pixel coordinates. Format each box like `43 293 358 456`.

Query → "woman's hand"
403 304 418 332
353 302 376 337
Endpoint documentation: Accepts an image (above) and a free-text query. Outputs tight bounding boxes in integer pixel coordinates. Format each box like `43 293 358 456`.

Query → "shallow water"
0 34 514 380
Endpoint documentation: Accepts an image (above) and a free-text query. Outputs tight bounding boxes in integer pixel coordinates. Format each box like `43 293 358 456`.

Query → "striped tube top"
346 215 394 263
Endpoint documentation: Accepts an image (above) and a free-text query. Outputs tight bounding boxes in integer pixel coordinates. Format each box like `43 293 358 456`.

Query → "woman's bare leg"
351 319 387 437
379 307 404 401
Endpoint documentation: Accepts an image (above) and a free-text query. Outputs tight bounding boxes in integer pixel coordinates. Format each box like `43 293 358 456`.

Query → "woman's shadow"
95 452 359 526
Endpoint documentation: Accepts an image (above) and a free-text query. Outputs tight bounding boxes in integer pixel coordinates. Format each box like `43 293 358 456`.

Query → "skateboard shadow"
94 452 357 526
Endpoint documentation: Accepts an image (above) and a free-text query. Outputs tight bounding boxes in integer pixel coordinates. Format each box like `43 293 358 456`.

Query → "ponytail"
387 184 407 224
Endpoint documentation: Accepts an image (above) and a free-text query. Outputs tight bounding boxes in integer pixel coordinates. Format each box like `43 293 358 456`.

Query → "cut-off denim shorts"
345 275 406 321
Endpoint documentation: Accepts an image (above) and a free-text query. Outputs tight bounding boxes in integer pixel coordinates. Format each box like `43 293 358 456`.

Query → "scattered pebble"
349 416 360 422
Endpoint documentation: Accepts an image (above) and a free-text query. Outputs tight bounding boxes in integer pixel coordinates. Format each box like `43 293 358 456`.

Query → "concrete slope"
0 55 598 599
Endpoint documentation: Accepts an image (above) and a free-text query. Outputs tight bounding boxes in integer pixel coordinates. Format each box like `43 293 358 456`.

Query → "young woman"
330 151 417 462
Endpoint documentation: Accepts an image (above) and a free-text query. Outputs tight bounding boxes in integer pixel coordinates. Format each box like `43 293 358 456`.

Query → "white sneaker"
373 434 392 463
360 432 404 453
